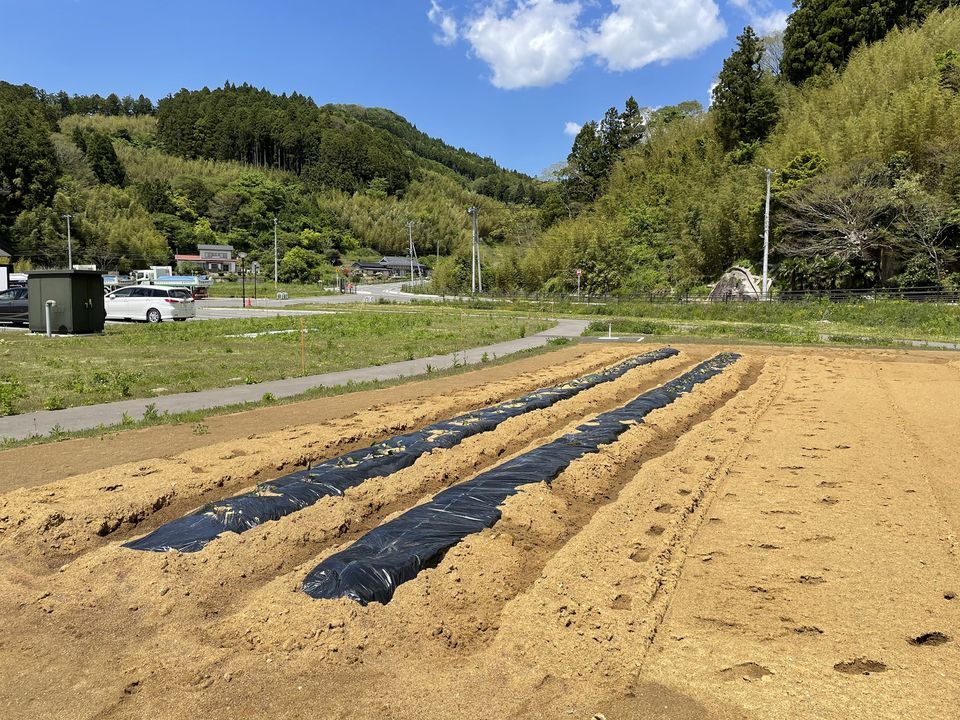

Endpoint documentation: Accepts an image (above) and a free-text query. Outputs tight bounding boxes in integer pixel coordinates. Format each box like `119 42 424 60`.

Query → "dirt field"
1 343 958 719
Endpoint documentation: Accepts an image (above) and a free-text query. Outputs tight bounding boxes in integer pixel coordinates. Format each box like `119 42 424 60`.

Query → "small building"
175 244 237 273
0 248 10 266
352 256 429 279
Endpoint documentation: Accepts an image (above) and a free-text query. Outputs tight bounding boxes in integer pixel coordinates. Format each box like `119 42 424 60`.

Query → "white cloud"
727 0 788 34
751 10 788 34
440 0 729 89
464 0 589 89
428 1 459 46
564 121 583 136
587 0 726 72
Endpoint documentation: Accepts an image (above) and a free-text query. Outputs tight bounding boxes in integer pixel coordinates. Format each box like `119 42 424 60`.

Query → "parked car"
103 285 195 323
0 286 28 325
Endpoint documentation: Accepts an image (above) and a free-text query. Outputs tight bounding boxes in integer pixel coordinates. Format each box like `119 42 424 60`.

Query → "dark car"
0 287 28 325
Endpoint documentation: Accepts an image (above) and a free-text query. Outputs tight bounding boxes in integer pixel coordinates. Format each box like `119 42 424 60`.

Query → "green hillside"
526 7 960 295
1 82 545 282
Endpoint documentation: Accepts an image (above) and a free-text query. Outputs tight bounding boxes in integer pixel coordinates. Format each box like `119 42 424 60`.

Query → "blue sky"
0 0 792 176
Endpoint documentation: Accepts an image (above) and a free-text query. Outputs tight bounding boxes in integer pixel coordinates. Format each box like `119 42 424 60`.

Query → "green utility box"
28 270 106 334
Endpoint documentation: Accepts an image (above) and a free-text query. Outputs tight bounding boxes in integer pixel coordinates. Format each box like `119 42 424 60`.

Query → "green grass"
0 311 548 415
402 295 960 345
584 300 960 345
205 281 334 299
0 342 561 450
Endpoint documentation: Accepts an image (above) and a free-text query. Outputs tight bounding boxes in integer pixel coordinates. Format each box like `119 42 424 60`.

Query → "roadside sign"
576 268 582 277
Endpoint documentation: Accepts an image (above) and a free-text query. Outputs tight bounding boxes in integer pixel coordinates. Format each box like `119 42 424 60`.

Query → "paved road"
0 318 589 441
200 281 417 309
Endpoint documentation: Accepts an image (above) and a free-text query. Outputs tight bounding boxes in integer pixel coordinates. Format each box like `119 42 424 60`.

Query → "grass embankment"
583 301 960 345
0 311 547 416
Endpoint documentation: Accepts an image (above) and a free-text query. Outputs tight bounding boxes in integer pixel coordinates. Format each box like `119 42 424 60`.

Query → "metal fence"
403 285 960 305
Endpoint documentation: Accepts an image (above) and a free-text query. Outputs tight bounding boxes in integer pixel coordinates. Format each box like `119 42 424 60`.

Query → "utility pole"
407 221 415 285
762 168 773 300
62 214 72 270
273 217 279 291
467 206 480 294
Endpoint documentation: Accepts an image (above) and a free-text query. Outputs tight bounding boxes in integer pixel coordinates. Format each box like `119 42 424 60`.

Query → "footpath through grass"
0 311 547 416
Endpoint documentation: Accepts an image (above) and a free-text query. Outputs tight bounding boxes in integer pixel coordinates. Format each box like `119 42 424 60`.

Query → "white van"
104 285 196 323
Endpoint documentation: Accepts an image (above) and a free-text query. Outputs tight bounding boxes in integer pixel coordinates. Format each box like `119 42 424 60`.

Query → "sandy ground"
1 343 958 719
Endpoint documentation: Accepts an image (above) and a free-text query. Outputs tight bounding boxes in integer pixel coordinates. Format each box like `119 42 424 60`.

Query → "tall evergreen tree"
83 131 126 186
565 121 606 205
620 96 646 149
0 82 60 248
782 0 957 85
712 26 780 152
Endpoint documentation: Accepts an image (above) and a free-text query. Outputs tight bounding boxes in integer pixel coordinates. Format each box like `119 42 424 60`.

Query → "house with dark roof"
352 256 429 278
174 244 237 273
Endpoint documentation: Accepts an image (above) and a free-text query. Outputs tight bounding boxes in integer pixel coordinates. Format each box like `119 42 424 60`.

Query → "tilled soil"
1 344 958 719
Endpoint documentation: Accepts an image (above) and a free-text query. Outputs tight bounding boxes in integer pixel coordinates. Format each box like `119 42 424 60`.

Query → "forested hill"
154 85 543 204
0 80 547 283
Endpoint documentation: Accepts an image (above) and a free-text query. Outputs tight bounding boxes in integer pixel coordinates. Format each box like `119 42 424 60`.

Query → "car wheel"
146 308 163 323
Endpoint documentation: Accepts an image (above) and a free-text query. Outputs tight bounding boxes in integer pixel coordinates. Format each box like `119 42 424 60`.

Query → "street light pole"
762 168 773 300
62 214 72 269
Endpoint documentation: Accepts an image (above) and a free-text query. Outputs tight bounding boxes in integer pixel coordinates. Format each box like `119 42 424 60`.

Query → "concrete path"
0 319 588 441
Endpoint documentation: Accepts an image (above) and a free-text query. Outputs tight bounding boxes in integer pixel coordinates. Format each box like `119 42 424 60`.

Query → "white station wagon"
103 285 196 323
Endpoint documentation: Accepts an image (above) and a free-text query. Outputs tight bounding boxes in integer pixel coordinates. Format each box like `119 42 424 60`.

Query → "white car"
104 285 196 323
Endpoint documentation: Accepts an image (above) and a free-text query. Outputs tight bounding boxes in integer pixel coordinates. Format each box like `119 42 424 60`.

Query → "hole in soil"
630 547 651 562
944 592 956 600
646 525 665 537
834 658 887 675
654 503 674 514
610 594 633 610
908 632 950 647
718 662 772 681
